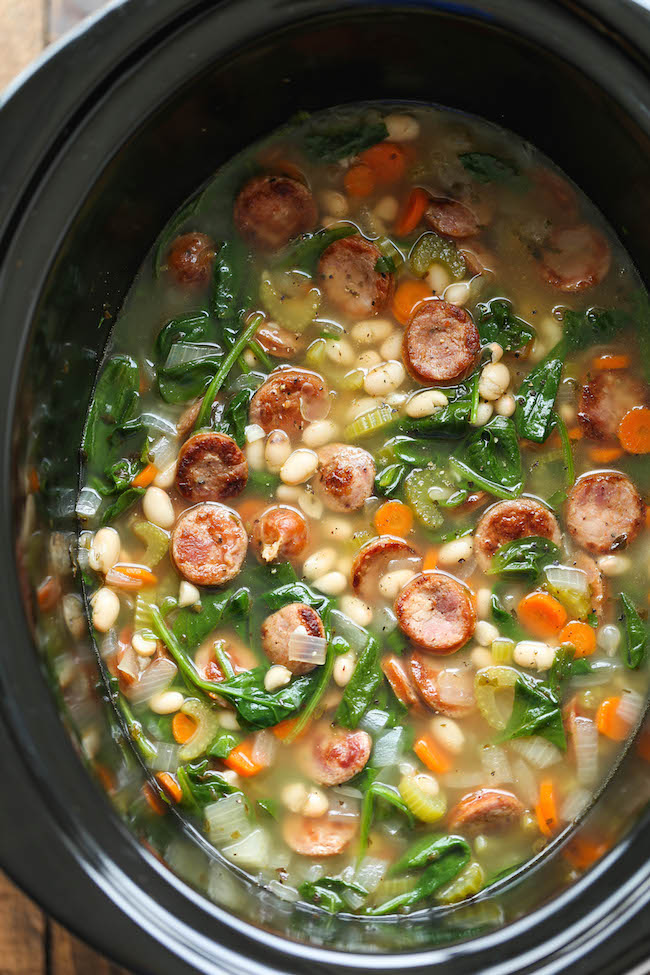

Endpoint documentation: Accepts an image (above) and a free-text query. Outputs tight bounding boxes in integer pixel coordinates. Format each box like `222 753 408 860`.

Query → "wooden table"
1 7 131 972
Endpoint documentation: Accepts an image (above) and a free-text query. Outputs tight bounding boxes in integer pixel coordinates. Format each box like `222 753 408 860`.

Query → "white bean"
347 396 381 423
132 631 158 657
142 486 175 529
150 690 184 714
514 640 556 671
378 568 416 600
405 389 449 418
319 189 348 218
303 789 329 818
357 349 382 370
474 620 499 647
597 554 631 577
559 403 576 424
379 332 403 361
265 429 292 472
242 348 257 369
219 712 240 731
91 587 120 633
245 438 265 471
479 362 511 402
244 423 265 443
280 448 319 485
303 547 337 579
325 337 355 367
313 571 347 596
333 651 356 687
430 716 465 755
350 318 393 345
443 281 471 306
486 342 504 363
264 664 292 692
438 535 473 566
374 195 398 221
275 483 301 503
282 782 308 814
302 419 339 449
323 517 354 540
178 580 200 608
339 595 373 627
384 113 420 141
62 593 86 639
470 401 494 426
363 360 405 396
153 461 177 489
471 645 493 669
476 587 492 620
386 391 408 408
495 394 516 417
297 490 324 520
89 527 121 573
427 263 451 295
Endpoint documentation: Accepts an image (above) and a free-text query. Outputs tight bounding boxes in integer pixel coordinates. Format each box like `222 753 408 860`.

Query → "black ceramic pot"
1 2 650 973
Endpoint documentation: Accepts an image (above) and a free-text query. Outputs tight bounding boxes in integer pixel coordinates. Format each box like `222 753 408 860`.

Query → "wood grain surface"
0 12 131 975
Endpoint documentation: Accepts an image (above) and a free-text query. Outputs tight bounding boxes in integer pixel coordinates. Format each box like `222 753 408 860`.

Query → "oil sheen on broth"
79 103 650 915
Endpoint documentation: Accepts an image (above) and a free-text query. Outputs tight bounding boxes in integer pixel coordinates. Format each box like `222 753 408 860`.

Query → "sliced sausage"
458 240 498 277
171 503 247 586
233 175 317 252
402 299 480 385
255 321 302 359
394 572 476 655
424 197 482 239
301 724 372 786
250 505 309 563
409 652 476 717
351 535 421 602
474 499 562 572
282 814 357 857
566 472 645 554
381 654 424 711
531 167 579 222
261 602 325 675
448 789 525 833
539 224 611 293
318 235 395 320
167 232 215 285
578 371 648 441
175 431 248 503
249 368 329 437
572 552 606 619
314 443 376 513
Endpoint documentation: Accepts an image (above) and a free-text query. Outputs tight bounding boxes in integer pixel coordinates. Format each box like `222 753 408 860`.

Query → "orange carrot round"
563 836 609 870
517 591 568 639
596 696 629 741
558 620 597 658
143 783 166 816
359 142 406 185
535 779 559 837
619 407 650 454
344 163 376 197
593 353 630 370
374 500 413 537
588 445 623 464
423 547 439 571
172 712 197 745
394 187 429 237
156 772 183 804
413 734 452 774
224 740 265 777
132 463 158 488
105 563 158 590
392 279 432 325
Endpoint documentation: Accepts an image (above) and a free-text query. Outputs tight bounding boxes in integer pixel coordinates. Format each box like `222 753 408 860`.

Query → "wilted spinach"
497 673 566 750
299 877 368 914
459 152 520 185
336 636 383 729
302 114 388 162
620 593 647 670
369 834 471 915
451 415 523 499
476 298 535 352
489 536 560 580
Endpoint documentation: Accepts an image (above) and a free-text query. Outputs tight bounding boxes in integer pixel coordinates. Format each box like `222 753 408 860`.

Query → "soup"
75 103 650 915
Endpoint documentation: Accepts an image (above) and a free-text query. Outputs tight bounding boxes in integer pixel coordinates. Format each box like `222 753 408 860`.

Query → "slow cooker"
1 1 650 972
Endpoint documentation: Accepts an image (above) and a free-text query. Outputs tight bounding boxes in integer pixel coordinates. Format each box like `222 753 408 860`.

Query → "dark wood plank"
49 922 131 975
0 871 46 975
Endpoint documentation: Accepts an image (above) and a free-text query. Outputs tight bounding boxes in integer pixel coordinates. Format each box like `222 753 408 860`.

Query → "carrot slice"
517 591 568 639
156 772 183 804
392 279 433 325
143 783 166 816
636 725 650 762
394 187 429 237
423 547 438 571
563 836 609 870
37 575 62 612
105 563 158 590
592 353 630 371
535 779 558 837
359 142 406 185
172 712 197 745
413 734 452 774
374 500 413 537
596 695 630 741
132 463 158 488
567 426 583 441
272 716 311 741
224 740 265 777
558 620 597 658
344 163 376 197
588 445 623 464
619 407 650 454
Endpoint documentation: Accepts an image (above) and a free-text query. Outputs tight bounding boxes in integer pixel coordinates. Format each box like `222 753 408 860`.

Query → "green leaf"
620 593 647 669
173 587 250 652
207 728 243 759
358 780 413 864
177 760 241 810
370 835 471 915
275 224 357 274
374 463 408 498
217 388 256 445
547 644 592 696
459 152 520 184
514 343 566 443
375 254 397 274
298 877 368 914
491 584 527 643
497 673 566 750
302 114 388 162
476 299 535 352
451 415 523 499
100 486 145 525
83 354 144 484
563 306 631 353
489 536 561 580
335 636 383 729
256 798 280 820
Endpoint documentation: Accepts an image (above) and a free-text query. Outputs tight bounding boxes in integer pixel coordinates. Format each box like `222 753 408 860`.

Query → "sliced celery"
474 665 518 730
398 775 447 823
435 861 486 905
491 637 515 664
409 231 467 280
260 269 320 332
344 403 395 440
404 468 452 530
133 520 169 568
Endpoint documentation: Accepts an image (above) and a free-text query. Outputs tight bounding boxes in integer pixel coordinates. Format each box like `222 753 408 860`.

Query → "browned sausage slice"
394 572 476 655
424 197 482 239
314 443 376 513
566 472 645 554
171 503 247 586
255 321 302 359
578 371 648 441
402 299 480 385
318 235 395 320
175 432 248 503
260 602 325 675
301 725 372 786
233 175 317 252
448 789 525 833
250 505 309 563
409 652 476 717
249 368 329 437
167 233 215 284
351 535 421 602
539 224 611 293
381 654 424 711
282 814 357 857
474 499 562 572
531 167 579 221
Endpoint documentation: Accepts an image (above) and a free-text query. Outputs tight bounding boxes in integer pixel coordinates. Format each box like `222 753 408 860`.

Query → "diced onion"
355 857 388 894
359 708 390 735
251 730 277 769
75 487 102 519
330 609 370 652
148 741 181 772
561 787 591 823
480 744 512 784
164 341 222 369
331 784 364 800
267 879 299 903
372 606 399 636
178 698 220 761
371 728 405 768
474 666 518 730
149 434 178 471
510 756 538 807
141 412 179 437
544 564 588 594
205 793 251 844
100 628 118 662
117 644 139 683
288 627 327 665
128 656 177 705
223 828 271 868
571 659 620 687
573 717 599 786
617 690 644 727
509 736 562 769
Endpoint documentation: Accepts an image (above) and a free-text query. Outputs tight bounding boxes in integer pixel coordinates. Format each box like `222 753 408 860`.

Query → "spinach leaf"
335 636 383 729
282 642 336 743
155 311 214 363
395 398 472 439
257 798 280 820
547 644 592 696
370 835 471 915
554 410 575 488
194 313 264 431
451 415 523 499
298 877 368 914
375 463 408 498
217 388 255 445
83 354 143 476
211 236 252 323
303 114 388 162
155 312 223 405
459 152 519 184
100 486 145 526
275 225 357 274
563 307 631 353
358 779 413 864
620 593 647 669
207 727 243 759
261 580 333 623
491 584 527 643
497 673 566 750
489 536 560 580
158 349 225 404
514 343 565 443
177 760 241 812
476 299 535 352
173 587 250 652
